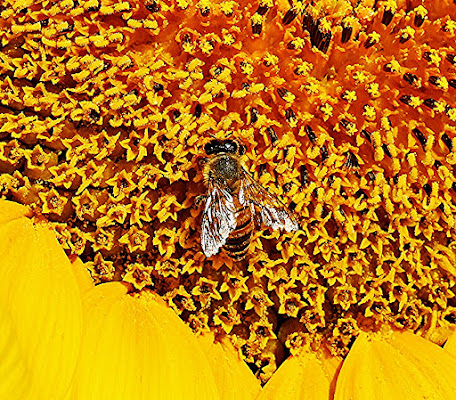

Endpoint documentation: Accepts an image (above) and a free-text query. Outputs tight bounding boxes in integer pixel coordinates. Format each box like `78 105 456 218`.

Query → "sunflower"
2 0 456 397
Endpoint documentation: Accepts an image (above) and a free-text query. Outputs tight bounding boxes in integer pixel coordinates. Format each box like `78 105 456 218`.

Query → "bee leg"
199 157 208 167
195 195 207 206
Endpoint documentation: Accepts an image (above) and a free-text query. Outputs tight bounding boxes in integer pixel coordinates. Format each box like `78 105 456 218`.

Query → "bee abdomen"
224 231 251 248
223 206 253 260
224 232 251 257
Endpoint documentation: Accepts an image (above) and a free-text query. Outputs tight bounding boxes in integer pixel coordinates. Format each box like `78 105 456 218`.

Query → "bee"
200 139 299 259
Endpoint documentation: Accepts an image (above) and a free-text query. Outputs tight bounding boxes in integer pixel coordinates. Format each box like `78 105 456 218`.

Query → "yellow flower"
3 0 456 390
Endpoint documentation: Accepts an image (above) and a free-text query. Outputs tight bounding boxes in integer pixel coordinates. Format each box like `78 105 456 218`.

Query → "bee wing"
239 168 299 232
201 180 237 257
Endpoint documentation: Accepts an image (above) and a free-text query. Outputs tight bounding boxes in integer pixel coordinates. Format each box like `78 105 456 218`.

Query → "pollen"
240 62 254 75
343 90 357 103
251 13 263 26
220 1 235 15
263 53 279 66
363 105 376 120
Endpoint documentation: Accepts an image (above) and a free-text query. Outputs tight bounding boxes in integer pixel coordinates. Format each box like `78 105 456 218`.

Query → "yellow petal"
0 307 31 399
70 283 221 400
444 329 456 357
335 331 456 400
0 199 32 224
390 331 456 397
199 335 262 399
318 347 343 399
258 351 332 400
0 215 82 400
70 256 95 295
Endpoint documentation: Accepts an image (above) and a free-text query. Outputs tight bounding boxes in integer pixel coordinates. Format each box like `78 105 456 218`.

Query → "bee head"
205 139 245 155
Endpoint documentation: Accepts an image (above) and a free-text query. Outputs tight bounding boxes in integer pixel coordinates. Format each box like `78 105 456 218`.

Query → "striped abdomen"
222 201 254 260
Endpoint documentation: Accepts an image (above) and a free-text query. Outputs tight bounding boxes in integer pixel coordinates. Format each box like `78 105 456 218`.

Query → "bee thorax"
212 155 241 184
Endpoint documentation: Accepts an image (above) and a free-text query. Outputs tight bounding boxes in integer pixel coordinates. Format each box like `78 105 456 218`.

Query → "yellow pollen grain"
435 77 449 90
368 31 380 44
319 17 331 32
409 96 422 108
263 53 278 66
182 42 194 53
344 91 357 102
240 62 254 75
282 92 296 103
414 5 428 18
260 0 273 7
127 19 143 29
177 0 190 8
434 101 446 113
220 0 235 14
347 124 358 135
200 41 213 54
388 60 401 73
383 120 394 133
249 83 265 93
251 14 263 25
305 82 319 95
222 34 235 46
363 105 376 119
320 104 333 118
401 26 415 39
294 3 305 13
353 70 368 84
292 38 306 49
366 82 380 98
444 19 456 34
197 0 211 10
447 108 456 122
295 62 312 76
427 51 441 66
384 0 397 12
